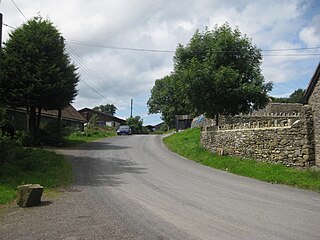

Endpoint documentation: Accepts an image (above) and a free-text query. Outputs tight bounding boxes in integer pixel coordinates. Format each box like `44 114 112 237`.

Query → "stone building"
302 62 320 166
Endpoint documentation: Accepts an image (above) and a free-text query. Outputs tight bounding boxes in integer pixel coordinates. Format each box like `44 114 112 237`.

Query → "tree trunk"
36 107 42 132
58 108 63 146
215 113 219 126
29 106 37 142
26 107 30 131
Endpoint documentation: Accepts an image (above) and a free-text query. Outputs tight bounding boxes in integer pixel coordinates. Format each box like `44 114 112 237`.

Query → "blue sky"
1 0 320 125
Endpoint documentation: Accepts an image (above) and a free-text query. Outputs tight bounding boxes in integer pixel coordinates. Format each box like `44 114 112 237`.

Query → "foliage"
148 23 273 126
14 131 34 147
0 146 72 204
0 17 79 141
88 114 99 129
147 75 192 128
93 104 117 116
65 127 116 147
126 116 144 134
0 137 17 167
271 88 306 103
164 128 320 192
174 24 272 122
0 107 9 125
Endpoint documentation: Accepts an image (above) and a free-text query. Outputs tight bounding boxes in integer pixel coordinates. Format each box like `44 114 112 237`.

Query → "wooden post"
0 13 3 60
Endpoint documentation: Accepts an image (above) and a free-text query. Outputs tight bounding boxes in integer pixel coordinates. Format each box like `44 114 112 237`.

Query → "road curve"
1 134 320 240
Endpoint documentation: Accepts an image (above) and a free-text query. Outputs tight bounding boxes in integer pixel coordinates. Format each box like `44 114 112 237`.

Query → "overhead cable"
11 0 28 20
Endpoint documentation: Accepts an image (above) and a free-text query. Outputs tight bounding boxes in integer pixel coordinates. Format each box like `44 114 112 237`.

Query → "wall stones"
201 105 316 167
308 74 320 166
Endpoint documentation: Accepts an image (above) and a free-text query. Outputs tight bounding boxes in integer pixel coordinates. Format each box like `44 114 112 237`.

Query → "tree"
126 116 143 134
271 88 305 103
0 17 79 142
93 104 117 115
147 74 191 128
173 23 272 125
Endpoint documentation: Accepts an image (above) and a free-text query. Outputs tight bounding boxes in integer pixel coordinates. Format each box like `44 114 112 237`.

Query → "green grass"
164 128 320 192
0 147 72 205
0 128 117 205
64 129 116 147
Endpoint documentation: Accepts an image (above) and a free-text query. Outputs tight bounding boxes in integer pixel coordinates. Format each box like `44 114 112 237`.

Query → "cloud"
299 14 320 46
1 0 319 124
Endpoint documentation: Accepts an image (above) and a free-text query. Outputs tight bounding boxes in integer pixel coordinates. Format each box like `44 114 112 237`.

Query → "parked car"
117 125 132 135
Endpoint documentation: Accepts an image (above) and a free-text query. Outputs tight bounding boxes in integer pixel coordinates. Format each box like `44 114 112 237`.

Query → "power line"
263 53 320 57
11 0 28 20
66 44 121 98
3 23 16 29
66 45 118 105
66 39 320 55
66 39 175 53
78 79 106 99
262 46 320 52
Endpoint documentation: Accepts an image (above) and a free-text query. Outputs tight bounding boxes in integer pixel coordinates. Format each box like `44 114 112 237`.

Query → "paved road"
1 135 320 240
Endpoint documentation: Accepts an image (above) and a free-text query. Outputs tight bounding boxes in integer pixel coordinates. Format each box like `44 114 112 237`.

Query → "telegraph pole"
0 13 3 60
130 99 133 118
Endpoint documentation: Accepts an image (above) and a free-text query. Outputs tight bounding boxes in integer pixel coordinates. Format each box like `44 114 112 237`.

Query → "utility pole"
130 99 133 118
0 13 3 60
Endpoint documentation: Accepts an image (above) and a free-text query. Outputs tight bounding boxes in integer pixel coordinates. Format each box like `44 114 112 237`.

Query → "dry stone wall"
201 105 315 167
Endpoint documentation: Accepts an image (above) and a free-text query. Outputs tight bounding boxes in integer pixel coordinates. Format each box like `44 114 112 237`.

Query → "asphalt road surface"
1 135 320 240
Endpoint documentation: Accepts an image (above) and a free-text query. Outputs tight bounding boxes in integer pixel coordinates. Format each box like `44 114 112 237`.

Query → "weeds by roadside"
0 138 72 204
0 127 116 205
64 128 116 147
164 128 320 192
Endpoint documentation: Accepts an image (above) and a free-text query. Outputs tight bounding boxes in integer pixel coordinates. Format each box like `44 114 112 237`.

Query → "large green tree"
147 74 191 128
93 103 117 116
0 17 79 142
271 88 305 103
126 115 143 134
173 23 272 125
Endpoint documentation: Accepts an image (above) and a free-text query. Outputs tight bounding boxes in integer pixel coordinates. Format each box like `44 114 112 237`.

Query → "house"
175 115 193 131
7 105 86 131
302 62 320 166
154 122 166 131
145 125 155 132
78 108 126 129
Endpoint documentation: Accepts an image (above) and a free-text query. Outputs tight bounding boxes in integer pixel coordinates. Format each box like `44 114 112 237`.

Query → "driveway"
1 135 320 239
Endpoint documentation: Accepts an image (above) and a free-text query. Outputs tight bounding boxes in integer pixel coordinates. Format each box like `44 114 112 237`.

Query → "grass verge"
0 147 72 205
64 129 116 147
1 129 117 205
164 128 320 192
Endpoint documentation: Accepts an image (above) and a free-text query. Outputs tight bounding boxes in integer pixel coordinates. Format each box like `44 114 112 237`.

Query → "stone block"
17 184 44 208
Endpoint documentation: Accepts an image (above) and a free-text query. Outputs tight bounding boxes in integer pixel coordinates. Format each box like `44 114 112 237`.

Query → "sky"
1 0 320 125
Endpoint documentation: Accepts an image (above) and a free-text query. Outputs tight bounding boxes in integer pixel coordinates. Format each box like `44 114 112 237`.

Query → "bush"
15 130 33 147
0 136 17 166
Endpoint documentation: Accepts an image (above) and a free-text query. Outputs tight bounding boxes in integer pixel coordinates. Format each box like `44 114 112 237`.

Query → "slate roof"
78 108 126 124
13 105 86 122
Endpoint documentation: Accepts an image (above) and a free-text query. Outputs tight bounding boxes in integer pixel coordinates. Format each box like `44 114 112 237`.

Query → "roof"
302 62 320 104
13 105 86 122
78 108 126 124
45 105 86 122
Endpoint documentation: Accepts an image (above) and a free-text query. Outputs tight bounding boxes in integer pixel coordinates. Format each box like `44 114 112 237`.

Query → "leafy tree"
0 17 79 143
271 89 305 103
147 74 191 128
93 104 117 115
126 116 143 134
173 23 272 125
88 114 98 129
